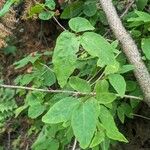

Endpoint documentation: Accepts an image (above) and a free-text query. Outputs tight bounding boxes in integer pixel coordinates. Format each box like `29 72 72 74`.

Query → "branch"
99 0 150 107
131 113 150 120
72 138 77 150
120 0 134 18
0 84 143 100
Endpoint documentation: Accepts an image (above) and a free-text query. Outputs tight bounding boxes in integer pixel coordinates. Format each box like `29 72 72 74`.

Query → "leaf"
15 105 28 118
104 61 120 75
90 131 105 148
99 105 128 142
14 53 40 69
42 69 56 86
69 17 95 33
42 97 80 124
60 1 84 19
95 80 117 104
108 74 126 97
45 0 55 10
136 0 148 10
0 0 15 17
95 79 109 93
117 102 133 123
126 81 137 92
21 74 34 85
83 0 97 17
81 32 116 66
26 92 45 106
39 11 54 20
117 106 125 123
28 104 45 119
29 4 44 17
100 138 110 150
2 46 17 55
71 98 98 149
69 76 91 94
119 103 133 118
96 93 117 104
141 38 150 60
128 10 150 23
52 31 80 87
118 65 134 74
32 129 59 150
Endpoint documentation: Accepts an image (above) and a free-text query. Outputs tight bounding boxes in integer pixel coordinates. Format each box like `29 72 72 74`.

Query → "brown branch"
0 84 143 100
131 113 150 120
99 0 150 107
120 0 134 18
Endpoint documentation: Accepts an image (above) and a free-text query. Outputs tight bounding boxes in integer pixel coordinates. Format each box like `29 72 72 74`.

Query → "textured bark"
99 0 150 106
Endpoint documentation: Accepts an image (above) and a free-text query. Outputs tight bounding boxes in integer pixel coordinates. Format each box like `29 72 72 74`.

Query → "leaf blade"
69 17 95 32
53 31 80 87
71 98 98 148
108 74 126 97
42 97 80 124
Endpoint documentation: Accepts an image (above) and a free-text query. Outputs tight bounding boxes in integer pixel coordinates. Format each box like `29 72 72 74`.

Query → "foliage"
0 0 149 149
0 88 17 129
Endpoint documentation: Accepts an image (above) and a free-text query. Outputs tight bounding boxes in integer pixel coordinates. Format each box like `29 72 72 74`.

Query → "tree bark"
99 0 150 107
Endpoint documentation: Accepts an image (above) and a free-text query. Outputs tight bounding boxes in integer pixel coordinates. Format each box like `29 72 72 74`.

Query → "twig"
120 0 135 18
72 138 77 150
131 113 150 120
7 131 11 150
90 71 105 86
34 0 66 31
53 16 66 31
0 84 143 100
99 0 150 107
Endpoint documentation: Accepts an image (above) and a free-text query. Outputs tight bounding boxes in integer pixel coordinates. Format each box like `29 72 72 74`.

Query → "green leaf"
26 92 45 106
81 32 115 66
53 31 80 87
104 61 120 75
42 97 80 124
126 81 137 92
90 130 105 148
14 53 40 69
117 106 125 123
29 4 44 17
61 1 84 19
0 0 15 17
2 46 17 55
42 69 56 86
108 74 126 97
99 105 128 142
141 38 150 60
32 129 59 150
95 79 109 93
100 138 110 150
119 103 133 118
118 64 134 74
21 74 34 85
128 10 150 23
69 17 95 33
96 93 117 104
28 104 45 119
45 0 55 10
136 0 148 10
69 76 91 94
39 11 54 20
83 0 97 17
15 105 28 118
95 80 117 104
71 98 98 149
